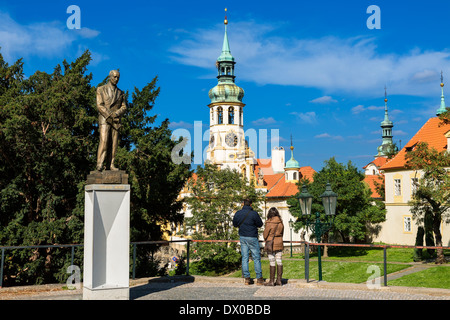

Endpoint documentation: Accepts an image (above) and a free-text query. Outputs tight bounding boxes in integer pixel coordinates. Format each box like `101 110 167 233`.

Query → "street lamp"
288 218 294 257
298 182 338 281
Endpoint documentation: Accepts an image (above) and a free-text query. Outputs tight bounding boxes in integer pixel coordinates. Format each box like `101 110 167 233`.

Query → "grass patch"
228 259 410 284
388 266 450 289
287 246 450 263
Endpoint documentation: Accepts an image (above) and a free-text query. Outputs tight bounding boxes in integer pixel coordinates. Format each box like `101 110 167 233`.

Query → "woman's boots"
275 265 283 286
264 265 283 286
264 266 276 286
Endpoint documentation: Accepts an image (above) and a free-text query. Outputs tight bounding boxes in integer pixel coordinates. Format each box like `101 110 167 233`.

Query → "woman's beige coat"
263 216 284 252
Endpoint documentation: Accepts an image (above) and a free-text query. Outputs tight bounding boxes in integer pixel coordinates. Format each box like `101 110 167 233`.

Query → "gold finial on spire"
441 70 444 88
224 8 228 25
384 85 388 103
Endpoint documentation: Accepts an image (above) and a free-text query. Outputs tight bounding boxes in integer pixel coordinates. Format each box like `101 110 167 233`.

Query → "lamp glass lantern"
320 182 338 216
298 185 313 216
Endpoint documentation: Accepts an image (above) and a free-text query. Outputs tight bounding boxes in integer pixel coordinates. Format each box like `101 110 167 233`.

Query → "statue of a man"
96 70 127 171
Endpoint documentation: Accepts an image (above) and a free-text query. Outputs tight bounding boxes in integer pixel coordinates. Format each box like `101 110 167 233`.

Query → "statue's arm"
113 91 127 118
96 87 112 119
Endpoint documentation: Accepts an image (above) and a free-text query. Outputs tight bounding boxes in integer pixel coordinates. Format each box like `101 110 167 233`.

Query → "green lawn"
388 266 450 289
190 246 450 289
286 246 450 263
229 259 410 284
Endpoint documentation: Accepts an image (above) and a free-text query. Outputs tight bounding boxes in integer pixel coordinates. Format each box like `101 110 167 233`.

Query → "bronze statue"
96 70 127 171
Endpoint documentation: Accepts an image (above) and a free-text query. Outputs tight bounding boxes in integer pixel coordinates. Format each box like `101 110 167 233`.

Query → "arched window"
217 107 223 124
293 172 297 180
239 107 243 125
228 107 234 124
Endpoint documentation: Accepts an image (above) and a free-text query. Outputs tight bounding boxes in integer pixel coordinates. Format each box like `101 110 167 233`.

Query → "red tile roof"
363 156 389 169
380 117 450 170
255 159 316 198
363 174 384 199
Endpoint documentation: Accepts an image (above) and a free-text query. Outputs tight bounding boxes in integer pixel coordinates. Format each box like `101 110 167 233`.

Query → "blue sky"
1 0 450 172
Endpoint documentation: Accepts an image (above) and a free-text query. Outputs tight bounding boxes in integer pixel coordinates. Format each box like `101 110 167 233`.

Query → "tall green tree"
115 79 192 276
0 51 97 285
405 141 450 264
288 157 386 243
0 50 191 285
184 164 263 274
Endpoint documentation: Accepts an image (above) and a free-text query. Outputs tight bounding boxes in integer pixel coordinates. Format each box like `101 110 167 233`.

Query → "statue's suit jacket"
96 83 127 130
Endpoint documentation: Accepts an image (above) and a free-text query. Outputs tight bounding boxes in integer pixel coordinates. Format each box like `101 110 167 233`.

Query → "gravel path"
2 276 449 301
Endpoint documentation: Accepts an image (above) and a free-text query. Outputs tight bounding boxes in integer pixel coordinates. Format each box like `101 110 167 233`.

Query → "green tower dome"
209 83 244 103
285 146 300 169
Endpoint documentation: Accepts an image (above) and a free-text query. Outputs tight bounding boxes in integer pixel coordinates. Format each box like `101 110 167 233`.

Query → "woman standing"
263 207 284 286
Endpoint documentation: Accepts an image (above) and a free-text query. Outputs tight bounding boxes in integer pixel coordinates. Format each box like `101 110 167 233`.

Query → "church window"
228 107 234 124
293 172 297 180
403 216 412 233
411 177 418 194
217 107 223 124
239 107 243 125
394 179 401 196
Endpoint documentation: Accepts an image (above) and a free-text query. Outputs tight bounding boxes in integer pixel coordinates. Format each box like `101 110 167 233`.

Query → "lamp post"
298 183 338 281
289 218 293 258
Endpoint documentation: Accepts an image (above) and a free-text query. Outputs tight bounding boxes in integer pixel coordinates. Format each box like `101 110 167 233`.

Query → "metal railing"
0 244 83 288
1 240 449 288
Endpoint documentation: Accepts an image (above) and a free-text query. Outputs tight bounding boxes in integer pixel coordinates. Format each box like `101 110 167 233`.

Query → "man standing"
96 70 127 171
233 199 264 285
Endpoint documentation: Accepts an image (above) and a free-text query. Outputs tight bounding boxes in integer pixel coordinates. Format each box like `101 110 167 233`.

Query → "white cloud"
169 20 450 98
0 11 100 61
393 130 408 136
314 133 344 141
309 96 337 104
352 105 365 114
352 104 385 114
169 120 194 129
290 111 316 123
251 117 279 126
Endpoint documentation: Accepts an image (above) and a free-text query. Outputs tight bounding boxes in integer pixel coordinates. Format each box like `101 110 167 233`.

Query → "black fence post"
70 246 75 267
186 240 190 276
132 243 137 280
0 248 5 288
383 246 387 286
305 242 309 282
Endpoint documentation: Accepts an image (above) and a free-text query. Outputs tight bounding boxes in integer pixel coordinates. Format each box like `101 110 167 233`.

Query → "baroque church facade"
176 15 450 247
175 16 315 244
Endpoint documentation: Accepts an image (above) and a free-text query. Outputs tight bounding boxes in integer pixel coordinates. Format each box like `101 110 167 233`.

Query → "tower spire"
437 70 447 115
218 8 234 65
377 86 396 157
383 85 390 122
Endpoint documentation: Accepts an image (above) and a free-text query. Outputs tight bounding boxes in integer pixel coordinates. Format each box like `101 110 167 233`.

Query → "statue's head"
109 70 120 86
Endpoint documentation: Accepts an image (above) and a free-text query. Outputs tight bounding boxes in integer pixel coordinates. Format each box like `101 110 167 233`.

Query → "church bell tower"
206 10 254 177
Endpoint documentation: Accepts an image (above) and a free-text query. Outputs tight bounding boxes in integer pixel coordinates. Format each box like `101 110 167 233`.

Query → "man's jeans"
239 236 262 279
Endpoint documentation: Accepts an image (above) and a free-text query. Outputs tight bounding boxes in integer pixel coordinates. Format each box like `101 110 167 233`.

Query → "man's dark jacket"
233 205 263 238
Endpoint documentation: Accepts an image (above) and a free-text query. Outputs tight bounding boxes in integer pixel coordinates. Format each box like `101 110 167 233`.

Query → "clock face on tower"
225 132 238 147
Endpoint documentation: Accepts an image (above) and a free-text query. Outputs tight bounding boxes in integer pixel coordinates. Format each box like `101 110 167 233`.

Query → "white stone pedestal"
83 184 130 300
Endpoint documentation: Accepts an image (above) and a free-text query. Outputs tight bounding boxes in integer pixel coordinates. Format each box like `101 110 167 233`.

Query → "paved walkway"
1 275 449 301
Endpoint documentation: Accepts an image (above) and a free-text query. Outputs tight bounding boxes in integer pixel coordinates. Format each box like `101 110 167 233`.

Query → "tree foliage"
0 50 191 285
184 164 263 274
288 157 386 243
405 141 450 264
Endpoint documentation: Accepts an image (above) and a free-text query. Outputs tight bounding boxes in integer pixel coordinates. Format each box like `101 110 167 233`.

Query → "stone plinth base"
83 286 129 300
83 184 130 300
86 170 128 185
